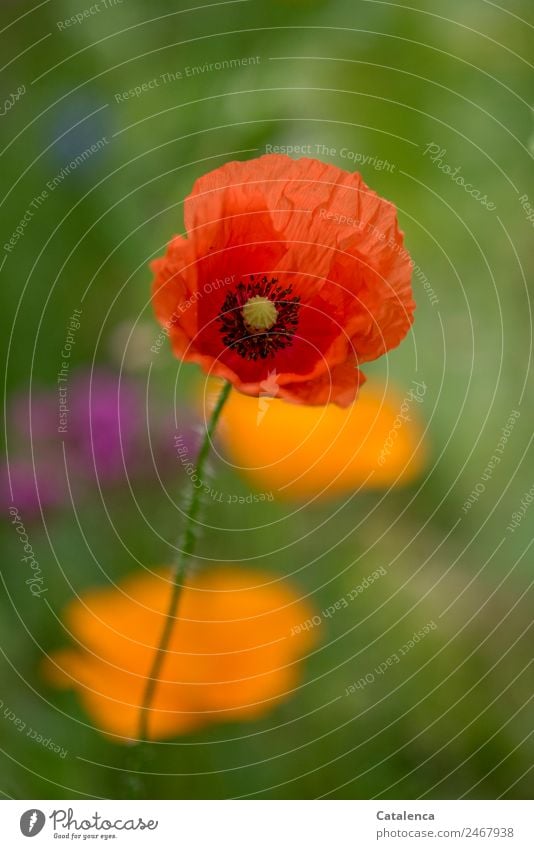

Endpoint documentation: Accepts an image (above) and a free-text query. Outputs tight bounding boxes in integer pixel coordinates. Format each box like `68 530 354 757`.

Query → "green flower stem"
137 379 232 744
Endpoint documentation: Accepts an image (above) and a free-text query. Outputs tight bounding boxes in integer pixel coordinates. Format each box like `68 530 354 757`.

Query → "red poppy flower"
151 154 415 407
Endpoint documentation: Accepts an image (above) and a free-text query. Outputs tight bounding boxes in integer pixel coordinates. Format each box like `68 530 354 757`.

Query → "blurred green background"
1 0 533 799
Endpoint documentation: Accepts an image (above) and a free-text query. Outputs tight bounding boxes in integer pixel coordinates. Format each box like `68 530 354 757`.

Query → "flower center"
242 296 278 331
217 275 300 361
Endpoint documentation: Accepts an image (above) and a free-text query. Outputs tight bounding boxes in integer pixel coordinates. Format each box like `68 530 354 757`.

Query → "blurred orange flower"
212 379 427 500
43 567 317 741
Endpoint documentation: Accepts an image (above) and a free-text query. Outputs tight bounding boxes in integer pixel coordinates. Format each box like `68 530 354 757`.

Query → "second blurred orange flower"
43 567 317 741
